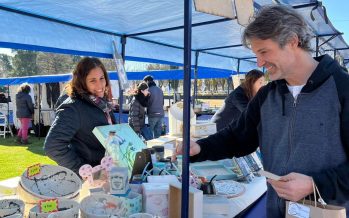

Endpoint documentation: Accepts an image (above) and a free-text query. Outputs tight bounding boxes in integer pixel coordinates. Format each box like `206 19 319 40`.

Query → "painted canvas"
93 124 146 176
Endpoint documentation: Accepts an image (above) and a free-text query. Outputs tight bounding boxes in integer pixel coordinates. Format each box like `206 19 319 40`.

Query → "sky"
0 1 348 56
322 0 349 45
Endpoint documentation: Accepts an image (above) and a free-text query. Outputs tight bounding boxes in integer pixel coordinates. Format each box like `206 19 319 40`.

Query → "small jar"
152 146 164 161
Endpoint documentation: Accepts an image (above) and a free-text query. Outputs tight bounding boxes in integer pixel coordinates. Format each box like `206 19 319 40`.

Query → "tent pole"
316 36 319 57
182 0 192 217
38 84 41 139
7 84 12 136
334 49 337 60
118 36 127 123
192 51 199 108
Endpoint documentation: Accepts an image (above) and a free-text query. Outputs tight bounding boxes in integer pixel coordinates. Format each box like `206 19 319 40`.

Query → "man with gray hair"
176 5 349 217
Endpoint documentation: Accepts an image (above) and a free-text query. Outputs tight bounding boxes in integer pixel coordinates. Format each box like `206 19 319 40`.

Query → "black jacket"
16 92 34 118
128 94 146 133
44 95 116 175
211 86 248 131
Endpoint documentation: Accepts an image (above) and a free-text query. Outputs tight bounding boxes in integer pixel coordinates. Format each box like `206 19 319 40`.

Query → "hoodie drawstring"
282 94 285 116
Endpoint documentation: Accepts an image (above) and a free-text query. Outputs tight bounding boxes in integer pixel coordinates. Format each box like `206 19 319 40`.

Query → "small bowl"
0 199 25 218
20 165 81 199
80 194 127 218
28 199 79 218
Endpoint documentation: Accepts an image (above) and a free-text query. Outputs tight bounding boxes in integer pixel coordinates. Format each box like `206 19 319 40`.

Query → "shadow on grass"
0 134 47 156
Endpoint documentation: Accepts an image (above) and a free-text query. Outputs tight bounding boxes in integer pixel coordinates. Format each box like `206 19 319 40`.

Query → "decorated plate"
213 180 245 198
20 164 81 199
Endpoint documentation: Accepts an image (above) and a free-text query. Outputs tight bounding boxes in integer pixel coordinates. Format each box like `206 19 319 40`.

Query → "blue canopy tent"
0 0 348 217
0 68 239 85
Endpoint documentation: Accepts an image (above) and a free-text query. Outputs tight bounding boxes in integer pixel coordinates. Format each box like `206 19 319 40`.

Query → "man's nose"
257 57 265 68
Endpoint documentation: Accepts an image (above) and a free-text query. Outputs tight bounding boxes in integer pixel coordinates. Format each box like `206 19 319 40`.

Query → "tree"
0 54 13 77
37 52 74 75
11 50 39 76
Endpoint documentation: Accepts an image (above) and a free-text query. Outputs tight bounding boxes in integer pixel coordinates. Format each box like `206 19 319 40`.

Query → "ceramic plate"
20 164 81 199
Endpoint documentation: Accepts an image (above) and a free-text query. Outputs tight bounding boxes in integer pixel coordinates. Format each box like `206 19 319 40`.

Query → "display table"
191 160 267 217
1 169 267 217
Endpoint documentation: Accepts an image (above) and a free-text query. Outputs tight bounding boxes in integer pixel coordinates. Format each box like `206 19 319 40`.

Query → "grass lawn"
0 135 57 181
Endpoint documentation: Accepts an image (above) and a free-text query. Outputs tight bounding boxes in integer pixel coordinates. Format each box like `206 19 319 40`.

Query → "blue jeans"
148 116 163 139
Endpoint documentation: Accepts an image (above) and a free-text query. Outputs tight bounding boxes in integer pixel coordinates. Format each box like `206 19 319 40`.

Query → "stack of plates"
19 165 81 204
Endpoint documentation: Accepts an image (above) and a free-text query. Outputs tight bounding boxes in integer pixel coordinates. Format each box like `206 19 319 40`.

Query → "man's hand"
268 172 313 201
175 139 201 156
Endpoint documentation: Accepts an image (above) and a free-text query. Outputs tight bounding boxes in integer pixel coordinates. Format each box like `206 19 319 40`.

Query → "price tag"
39 199 59 213
27 163 41 177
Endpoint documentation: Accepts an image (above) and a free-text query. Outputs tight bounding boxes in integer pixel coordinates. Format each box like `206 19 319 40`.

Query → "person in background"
211 69 265 131
15 83 34 144
143 75 164 138
177 5 349 217
44 57 116 175
128 82 150 136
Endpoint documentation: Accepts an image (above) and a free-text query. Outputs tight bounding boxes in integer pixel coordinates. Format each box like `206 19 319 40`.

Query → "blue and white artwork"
93 124 146 176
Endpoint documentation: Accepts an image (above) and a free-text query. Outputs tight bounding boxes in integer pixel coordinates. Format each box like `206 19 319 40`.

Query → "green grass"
0 135 57 181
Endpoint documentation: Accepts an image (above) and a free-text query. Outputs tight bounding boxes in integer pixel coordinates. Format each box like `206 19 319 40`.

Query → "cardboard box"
168 182 203 218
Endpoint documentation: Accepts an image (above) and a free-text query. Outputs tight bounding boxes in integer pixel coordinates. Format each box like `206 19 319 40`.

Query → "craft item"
131 149 153 182
191 163 237 180
29 198 79 218
257 170 281 181
0 199 24 218
168 182 203 218
149 148 157 164
213 180 245 198
250 151 263 169
243 154 261 172
20 164 81 200
142 183 169 217
234 157 254 182
108 166 129 195
80 193 128 218
79 156 114 187
93 124 147 176
114 191 142 216
200 175 216 195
